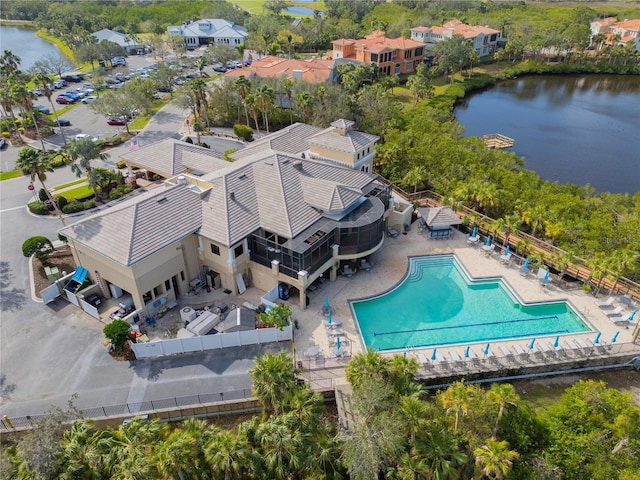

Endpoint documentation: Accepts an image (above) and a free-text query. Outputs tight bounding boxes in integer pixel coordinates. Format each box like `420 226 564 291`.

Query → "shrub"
56 195 68 210
103 319 131 351
115 160 127 169
22 236 54 263
196 142 210 149
183 136 193 144
50 154 69 168
38 188 48 202
233 124 254 141
58 233 68 244
28 201 49 215
109 184 132 200
223 148 238 161
258 304 291 330
62 200 96 214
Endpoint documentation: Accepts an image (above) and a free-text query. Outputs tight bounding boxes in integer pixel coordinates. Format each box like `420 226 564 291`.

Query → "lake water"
454 75 640 194
0 25 64 71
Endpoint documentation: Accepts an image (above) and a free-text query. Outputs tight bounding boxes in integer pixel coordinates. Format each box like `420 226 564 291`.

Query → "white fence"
130 323 293 359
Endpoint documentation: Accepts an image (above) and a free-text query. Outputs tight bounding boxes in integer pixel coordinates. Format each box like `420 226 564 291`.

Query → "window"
165 280 171 290
197 237 203 251
371 53 378 62
180 271 185 281
211 244 220 255
153 285 163 297
143 291 152 303
416 47 423 56
405 62 413 72
234 244 244 258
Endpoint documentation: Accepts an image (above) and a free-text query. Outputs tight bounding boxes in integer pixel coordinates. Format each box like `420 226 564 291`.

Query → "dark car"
56 95 74 104
62 92 80 100
33 104 50 114
61 74 84 83
53 118 71 126
212 64 227 73
106 116 127 126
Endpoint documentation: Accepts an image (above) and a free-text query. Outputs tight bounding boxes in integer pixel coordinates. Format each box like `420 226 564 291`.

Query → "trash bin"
278 283 290 300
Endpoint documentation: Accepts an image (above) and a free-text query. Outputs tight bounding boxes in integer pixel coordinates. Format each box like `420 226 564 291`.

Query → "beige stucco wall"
310 145 355 165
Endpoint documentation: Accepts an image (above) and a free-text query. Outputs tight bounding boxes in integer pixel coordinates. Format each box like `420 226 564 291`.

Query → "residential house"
59 120 388 314
92 29 145 55
167 19 248 49
590 17 640 51
411 20 501 57
331 30 426 76
223 55 340 83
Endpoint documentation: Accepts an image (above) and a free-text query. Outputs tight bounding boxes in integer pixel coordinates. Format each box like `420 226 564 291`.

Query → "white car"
82 95 98 103
75 133 98 142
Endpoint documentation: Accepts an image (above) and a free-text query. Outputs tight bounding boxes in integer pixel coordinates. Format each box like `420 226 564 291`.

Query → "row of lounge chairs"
595 296 637 325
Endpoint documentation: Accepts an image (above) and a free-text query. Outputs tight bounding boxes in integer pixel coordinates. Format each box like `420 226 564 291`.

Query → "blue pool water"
350 255 590 352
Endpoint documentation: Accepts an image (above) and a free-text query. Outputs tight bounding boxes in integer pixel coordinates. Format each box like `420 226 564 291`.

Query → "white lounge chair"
499 345 512 357
416 353 429 365
449 350 462 362
595 297 615 308
513 344 526 355
576 338 590 349
609 314 627 324
602 306 623 317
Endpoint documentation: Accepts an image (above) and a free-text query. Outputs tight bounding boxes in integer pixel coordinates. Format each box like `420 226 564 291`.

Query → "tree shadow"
0 373 17 398
0 261 26 312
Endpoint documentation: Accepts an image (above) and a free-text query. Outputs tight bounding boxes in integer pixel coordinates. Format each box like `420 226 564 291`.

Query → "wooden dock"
483 133 514 149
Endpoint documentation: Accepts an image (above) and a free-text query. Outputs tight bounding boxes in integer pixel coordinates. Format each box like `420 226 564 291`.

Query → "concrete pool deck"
292 224 640 385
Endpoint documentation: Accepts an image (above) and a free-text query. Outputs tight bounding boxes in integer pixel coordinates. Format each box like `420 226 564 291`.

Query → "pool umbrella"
431 348 437 361
336 336 341 350
403 351 407 358
327 311 332 325
485 235 492 246
628 310 637 322
611 331 620 343
504 245 510 256
544 270 550 281
471 226 477 238
464 346 470 358
522 258 529 269
553 335 560 348
324 296 329 309
593 332 601 344
529 338 536 350
483 343 490 355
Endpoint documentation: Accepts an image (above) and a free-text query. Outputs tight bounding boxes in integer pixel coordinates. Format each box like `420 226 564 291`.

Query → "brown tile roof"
223 55 335 83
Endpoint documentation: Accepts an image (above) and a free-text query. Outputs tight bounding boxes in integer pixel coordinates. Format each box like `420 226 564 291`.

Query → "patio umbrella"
529 338 536 350
553 335 560 348
522 258 529 269
464 346 470 358
485 235 492 246
611 331 620 343
544 270 550 281
483 343 490 355
324 295 329 309
336 336 341 350
593 332 601 344
431 348 437 361
504 245 510 256
471 226 477 238
628 310 637 322
327 311 332 325
403 351 407 358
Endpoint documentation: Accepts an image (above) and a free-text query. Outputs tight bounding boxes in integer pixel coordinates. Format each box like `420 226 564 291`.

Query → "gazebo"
417 206 462 239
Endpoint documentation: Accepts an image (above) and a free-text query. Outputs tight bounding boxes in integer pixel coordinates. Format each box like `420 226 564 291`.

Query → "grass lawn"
0 170 22 181
56 184 94 200
52 178 86 191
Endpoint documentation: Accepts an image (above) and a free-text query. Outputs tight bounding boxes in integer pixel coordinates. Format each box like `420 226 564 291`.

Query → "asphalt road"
0 71 252 419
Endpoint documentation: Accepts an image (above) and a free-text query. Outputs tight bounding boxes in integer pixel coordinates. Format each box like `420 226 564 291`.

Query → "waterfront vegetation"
1 351 639 479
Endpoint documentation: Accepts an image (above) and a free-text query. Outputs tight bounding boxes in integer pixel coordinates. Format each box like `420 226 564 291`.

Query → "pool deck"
293 224 640 387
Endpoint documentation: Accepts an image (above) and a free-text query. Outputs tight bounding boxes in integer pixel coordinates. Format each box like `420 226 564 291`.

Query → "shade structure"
529 338 536 350
593 332 601 344
483 343 490 355
485 235 492 246
504 245 510 256
471 226 477 237
611 331 620 343
464 346 470 358
553 335 560 348
522 258 529 269
324 295 329 309
431 348 437 361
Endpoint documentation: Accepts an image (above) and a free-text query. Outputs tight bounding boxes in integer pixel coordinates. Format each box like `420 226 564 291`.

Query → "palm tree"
154 423 206 480
189 78 210 128
283 79 294 125
254 415 307 479
68 138 110 201
422 427 467 480
32 71 67 146
15 147 66 226
234 76 252 126
295 91 314 124
245 93 261 137
0 49 21 75
248 351 298 415
474 438 520 479
398 393 430 443
12 82 46 151
403 165 428 194
607 248 640 296
486 383 519 439
205 427 251 480
59 419 112 479
0 75 23 143
255 85 275 133
345 348 391 391
439 380 476 432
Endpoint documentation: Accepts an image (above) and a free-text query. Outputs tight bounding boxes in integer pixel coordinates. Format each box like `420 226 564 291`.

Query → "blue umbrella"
485 235 492 246
504 245 510 256
324 295 329 309
464 346 470 358
544 270 550 281
431 348 437 361
529 338 536 350
328 311 332 325
336 336 341 350
483 343 490 355
593 332 601 344
628 310 637 322
522 258 529 269
553 335 560 348
403 351 407 358
611 331 620 343
471 226 477 238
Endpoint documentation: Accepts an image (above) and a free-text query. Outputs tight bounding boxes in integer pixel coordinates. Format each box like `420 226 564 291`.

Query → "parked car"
225 61 241 69
212 64 227 73
53 80 67 89
56 95 74 104
75 133 98 141
106 116 127 126
54 118 71 126
62 92 80 100
243 60 252 66
61 74 84 83
32 88 44 96
82 95 98 103
0 138 6 149
33 104 50 114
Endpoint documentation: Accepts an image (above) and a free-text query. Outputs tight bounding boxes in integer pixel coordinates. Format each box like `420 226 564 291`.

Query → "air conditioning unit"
180 306 197 323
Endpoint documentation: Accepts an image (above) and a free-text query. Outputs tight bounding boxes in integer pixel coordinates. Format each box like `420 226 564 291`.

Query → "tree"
487 383 520 439
474 439 520 479
15 147 66 225
258 304 291 329
249 351 298 414
59 419 112 479
234 75 253 127
89 78 155 132
22 236 54 264
255 85 275 133
245 93 261 137
421 427 467 480
32 71 67 146
207 42 239 66
295 91 314 124
283 78 294 124
431 36 475 83
68 137 110 200
31 52 74 79
438 380 477 432
103 319 131 351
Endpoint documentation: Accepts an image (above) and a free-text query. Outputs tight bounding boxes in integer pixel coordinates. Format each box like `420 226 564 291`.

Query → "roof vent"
157 197 168 204
229 191 235 201
292 160 302 171
177 175 186 185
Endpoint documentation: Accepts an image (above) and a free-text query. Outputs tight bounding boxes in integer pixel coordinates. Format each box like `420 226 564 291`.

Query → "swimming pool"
350 254 591 352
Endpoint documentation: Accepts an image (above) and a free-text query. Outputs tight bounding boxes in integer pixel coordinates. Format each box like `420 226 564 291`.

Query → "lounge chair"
416 353 429 365
449 350 462 362
342 265 355 277
602 306 623 317
326 328 345 336
576 338 590 349
499 345 512 357
513 344 526 355
565 339 578 350
608 314 627 324
359 258 372 271
328 336 348 346
595 297 615 308
387 227 399 238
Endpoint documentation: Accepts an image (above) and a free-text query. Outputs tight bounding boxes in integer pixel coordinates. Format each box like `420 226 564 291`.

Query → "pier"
483 133 515 149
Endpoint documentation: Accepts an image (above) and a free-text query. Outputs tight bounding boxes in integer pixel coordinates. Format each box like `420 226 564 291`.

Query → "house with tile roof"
223 55 340 83
167 19 247 49
331 30 427 76
410 20 501 57
59 120 388 313
590 17 640 51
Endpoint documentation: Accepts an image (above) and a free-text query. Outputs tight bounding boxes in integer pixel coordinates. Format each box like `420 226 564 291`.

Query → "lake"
454 75 640 194
0 25 64 71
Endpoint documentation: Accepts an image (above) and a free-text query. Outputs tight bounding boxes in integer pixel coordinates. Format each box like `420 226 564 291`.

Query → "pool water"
350 255 590 352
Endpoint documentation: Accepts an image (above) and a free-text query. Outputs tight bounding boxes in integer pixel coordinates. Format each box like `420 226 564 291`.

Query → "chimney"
292 69 303 81
229 191 235 201
177 175 186 185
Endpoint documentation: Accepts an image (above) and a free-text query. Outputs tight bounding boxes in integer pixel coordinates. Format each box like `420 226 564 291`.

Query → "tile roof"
308 126 379 154
169 19 247 40
120 139 228 177
223 55 335 83
230 123 325 161
60 185 202 266
417 206 462 227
